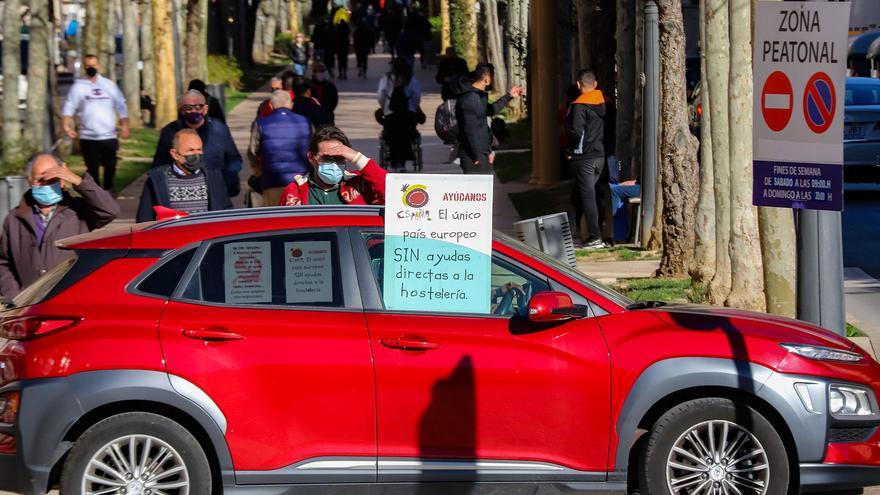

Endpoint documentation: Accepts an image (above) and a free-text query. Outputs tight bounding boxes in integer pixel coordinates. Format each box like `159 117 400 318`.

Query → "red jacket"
279 159 387 206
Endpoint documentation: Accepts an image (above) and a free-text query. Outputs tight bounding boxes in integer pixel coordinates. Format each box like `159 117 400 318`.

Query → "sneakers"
583 239 606 250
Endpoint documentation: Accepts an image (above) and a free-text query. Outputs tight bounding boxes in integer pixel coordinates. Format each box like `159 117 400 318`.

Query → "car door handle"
380 336 440 351
182 327 244 342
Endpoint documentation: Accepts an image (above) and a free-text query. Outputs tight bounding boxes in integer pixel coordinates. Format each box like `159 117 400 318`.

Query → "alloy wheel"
665 419 770 495
81 434 190 495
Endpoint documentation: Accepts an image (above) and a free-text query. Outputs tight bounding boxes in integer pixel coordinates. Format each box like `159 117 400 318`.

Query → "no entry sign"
761 71 793 132
752 2 849 211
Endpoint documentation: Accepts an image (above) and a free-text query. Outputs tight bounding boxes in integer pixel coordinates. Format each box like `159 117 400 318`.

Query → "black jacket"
293 96 331 128
454 81 513 161
136 165 233 223
566 89 606 159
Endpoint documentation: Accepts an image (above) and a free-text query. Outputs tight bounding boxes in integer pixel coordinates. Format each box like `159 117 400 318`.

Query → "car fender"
613 357 826 471
17 369 234 492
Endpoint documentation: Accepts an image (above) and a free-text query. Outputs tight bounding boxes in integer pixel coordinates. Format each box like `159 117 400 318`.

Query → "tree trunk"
263 0 280 59
103 0 118 82
614 0 635 173
725 0 764 311
482 0 507 92
199 0 209 82
252 1 268 63
505 0 528 119
2 0 22 165
185 0 202 83
452 0 478 69
706 0 731 304
656 0 700 278
289 0 301 35
153 0 177 126
690 0 715 284
24 0 50 152
121 0 142 127
576 0 596 70
141 0 155 100
631 0 644 181
758 208 796 316
440 0 451 51
84 0 106 63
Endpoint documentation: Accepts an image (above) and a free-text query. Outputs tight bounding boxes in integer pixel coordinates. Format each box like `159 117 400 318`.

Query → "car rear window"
11 257 77 308
846 85 880 106
136 249 196 298
10 250 128 308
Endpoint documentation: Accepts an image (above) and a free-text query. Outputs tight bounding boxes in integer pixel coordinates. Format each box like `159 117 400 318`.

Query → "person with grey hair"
247 89 312 206
138 129 233 222
152 89 243 198
0 153 119 302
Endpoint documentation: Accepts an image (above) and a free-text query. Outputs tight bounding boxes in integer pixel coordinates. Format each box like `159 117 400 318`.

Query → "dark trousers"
571 156 605 242
459 152 492 175
356 50 369 74
80 138 119 190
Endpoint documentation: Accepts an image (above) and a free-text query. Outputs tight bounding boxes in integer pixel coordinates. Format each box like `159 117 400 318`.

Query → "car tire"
639 398 788 495
61 412 212 495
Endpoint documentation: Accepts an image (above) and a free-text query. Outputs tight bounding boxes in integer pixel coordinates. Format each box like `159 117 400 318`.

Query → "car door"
158 229 377 482
352 230 612 483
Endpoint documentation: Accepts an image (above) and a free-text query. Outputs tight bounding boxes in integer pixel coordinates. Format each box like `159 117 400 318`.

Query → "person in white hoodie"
62 54 130 190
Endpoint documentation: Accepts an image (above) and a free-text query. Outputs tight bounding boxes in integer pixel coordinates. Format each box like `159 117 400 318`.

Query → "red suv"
1 206 880 495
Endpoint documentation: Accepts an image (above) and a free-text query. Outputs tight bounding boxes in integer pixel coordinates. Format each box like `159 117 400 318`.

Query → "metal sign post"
752 1 850 334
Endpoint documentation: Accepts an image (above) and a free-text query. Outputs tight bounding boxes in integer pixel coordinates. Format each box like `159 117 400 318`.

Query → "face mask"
178 153 204 172
183 112 205 125
315 72 328 82
32 183 63 206
85 67 98 77
316 162 344 185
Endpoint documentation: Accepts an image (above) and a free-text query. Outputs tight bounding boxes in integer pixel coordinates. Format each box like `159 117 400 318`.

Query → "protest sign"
224 241 272 303
285 241 334 304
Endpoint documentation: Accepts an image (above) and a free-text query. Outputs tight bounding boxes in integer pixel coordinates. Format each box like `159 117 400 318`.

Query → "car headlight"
829 384 878 418
780 343 863 363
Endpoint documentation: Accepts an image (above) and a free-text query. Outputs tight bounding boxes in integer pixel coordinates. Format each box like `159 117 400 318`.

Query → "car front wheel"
639 398 789 495
61 412 212 495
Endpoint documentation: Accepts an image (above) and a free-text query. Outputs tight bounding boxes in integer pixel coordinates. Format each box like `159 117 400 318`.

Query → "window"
181 232 343 308
12 257 77 308
137 249 196 298
361 233 549 316
845 84 880 106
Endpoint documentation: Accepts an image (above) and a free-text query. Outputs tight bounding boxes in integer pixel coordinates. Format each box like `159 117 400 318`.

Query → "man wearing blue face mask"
152 90 243 198
279 126 386 206
0 153 119 303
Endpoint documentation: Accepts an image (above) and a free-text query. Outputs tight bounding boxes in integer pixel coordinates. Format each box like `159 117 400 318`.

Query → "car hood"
650 303 855 350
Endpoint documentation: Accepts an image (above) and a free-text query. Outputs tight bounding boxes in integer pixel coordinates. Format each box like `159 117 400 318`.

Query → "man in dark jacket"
138 129 233 222
153 90 243 197
436 47 469 100
293 78 331 128
455 63 524 174
187 79 226 123
0 153 119 302
248 90 312 206
566 69 607 249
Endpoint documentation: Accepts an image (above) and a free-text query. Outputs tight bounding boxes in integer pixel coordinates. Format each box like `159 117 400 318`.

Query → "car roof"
59 206 387 251
847 77 880 85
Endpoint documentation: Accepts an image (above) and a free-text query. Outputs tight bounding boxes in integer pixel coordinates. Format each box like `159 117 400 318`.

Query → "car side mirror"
527 291 580 323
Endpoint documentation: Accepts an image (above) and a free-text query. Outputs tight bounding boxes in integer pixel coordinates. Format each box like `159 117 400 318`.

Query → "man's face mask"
32 183 63 206
181 103 207 125
316 162 344 185
85 66 98 78
178 153 204 172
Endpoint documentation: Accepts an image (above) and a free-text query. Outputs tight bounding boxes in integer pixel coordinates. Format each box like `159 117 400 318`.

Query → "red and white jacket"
279 154 387 206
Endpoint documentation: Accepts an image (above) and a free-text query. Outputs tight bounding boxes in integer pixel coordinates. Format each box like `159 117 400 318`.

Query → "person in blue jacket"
152 90 243 198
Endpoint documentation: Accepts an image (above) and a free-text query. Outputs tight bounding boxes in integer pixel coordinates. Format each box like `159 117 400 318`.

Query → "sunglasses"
181 104 207 112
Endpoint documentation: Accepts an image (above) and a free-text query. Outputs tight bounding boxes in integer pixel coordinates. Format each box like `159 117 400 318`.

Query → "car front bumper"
801 463 880 492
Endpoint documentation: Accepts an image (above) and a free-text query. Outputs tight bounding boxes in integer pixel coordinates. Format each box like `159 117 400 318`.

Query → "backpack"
434 99 458 144
389 85 409 114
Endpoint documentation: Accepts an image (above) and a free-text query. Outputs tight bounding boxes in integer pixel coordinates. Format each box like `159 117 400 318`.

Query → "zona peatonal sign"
752 1 850 211
383 174 494 313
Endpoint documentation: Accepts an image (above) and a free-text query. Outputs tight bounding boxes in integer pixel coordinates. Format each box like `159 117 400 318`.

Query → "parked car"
845 77 880 182
2 206 880 495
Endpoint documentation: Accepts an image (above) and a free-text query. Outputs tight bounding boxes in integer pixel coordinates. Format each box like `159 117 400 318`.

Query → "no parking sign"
753 2 850 211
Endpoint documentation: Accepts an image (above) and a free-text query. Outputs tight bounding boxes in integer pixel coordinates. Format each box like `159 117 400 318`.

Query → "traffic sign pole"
797 209 845 335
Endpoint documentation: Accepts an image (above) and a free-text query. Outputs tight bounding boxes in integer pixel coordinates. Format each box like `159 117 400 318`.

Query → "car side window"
181 232 343 308
136 248 196 298
361 232 550 316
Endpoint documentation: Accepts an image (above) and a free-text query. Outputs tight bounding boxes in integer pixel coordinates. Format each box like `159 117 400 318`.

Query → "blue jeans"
611 184 641 241
293 63 307 76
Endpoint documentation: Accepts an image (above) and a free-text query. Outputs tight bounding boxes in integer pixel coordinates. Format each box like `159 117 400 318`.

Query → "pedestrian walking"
335 20 351 80
137 129 233 222
378 58 421 171
566 70 607 249
313 17 334 77
293 78 331 128
248 90 312 206
405 7 432 68
257 74 295 120
436 47 470 100
0 153 119 302
153 90 243 198
62 54 130 190
381 4 403 58
310 63 339 123
279 126 386 206
354 25 373 78
454 63 524 174
288 32 311 76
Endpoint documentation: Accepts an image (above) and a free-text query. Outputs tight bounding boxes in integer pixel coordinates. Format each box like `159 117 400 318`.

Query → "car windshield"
494 231 634 308
845 84 880 106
